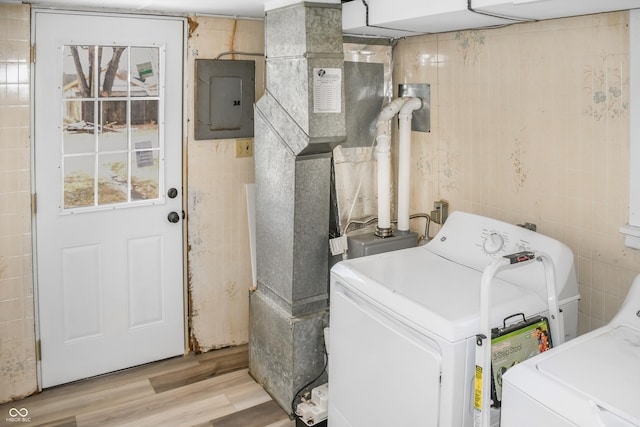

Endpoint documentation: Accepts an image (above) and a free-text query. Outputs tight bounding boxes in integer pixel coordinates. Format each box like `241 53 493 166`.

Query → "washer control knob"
483 232 505 254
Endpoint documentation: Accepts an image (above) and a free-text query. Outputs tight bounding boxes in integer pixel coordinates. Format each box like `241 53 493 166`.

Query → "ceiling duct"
342 0 640 38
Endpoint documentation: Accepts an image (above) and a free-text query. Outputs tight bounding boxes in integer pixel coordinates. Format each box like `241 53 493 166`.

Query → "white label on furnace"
313 68 341 113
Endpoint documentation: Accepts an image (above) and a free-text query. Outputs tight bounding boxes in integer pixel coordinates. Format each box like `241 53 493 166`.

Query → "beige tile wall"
394 11 640 334
0 3 37 403
186 17 264 351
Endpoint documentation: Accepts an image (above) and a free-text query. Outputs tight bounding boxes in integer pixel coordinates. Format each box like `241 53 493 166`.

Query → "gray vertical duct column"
249 1 345 414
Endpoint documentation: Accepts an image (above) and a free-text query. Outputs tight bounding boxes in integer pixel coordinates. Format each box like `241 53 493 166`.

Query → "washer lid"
537 325 640 423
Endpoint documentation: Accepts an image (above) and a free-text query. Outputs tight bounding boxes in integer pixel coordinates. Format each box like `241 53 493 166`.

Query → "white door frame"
30 8 190 389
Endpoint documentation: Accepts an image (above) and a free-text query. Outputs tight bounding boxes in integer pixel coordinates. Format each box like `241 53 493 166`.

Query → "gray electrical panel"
195 59 255 140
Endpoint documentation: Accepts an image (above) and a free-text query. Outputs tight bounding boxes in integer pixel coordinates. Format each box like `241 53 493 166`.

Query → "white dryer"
501 274 640 427
328 211 580 426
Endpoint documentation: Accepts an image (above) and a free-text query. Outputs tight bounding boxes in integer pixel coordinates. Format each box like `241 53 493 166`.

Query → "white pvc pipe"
397 97 422 232
376 134 392 230
374 97 409 232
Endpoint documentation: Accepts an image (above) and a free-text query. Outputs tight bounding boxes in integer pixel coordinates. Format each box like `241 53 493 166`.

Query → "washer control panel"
424 210 576 300
427 211 548 272
478 229 534 257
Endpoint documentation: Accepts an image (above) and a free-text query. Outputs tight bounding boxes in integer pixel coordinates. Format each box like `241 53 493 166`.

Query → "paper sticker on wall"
313 68 341 113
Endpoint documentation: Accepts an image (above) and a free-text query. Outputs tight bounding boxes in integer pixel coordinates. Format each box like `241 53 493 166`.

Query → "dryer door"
329 282 442 426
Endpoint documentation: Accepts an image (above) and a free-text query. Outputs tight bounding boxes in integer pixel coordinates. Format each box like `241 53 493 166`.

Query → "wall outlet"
235 138 253 158
431 200 449 225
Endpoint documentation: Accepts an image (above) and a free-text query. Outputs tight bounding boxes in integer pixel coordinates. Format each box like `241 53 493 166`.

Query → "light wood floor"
0 345 295 427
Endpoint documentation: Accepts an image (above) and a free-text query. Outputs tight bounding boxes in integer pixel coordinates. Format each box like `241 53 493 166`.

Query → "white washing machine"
500 274 640 427
328 211 580 426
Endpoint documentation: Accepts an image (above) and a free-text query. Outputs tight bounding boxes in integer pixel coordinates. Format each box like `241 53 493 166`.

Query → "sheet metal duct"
250 1 346 415
342 0 640 38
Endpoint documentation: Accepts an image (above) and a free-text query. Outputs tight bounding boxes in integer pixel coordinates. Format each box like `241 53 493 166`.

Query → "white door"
34 11 185 387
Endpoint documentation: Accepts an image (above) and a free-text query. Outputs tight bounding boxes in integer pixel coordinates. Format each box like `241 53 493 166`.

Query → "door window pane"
64 100 95 154
130 47 159 97
62 45 96 99
99 100 128 151
131 147 159 201
99 46 128 98
98 153 128 205
64 155 95 209
131 99 159 148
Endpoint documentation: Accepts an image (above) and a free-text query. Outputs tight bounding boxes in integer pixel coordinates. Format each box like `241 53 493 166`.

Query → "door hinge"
32 193 37 215
35 340 41 361
30 44 36 64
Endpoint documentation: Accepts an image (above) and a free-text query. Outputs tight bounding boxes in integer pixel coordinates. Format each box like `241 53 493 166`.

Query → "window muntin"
61 45 162 211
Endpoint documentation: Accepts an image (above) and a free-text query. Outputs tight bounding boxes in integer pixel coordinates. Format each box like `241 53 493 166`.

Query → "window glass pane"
99 46 128 98
60 44 163 212
131 148 159 201
132 99 159 148
130 47 159 97
63 45 95 99
98 153 128 205
64 100 95 154
64 155 95 209
99 100 128 151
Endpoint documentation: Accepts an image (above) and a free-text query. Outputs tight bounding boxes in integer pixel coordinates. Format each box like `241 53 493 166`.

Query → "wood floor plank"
35 417 78 427
193 344 249 373
6 352 200 407
211 400 290 427
0 379 155 426
149 359 222 393
110 395 235 427
0 346 293 427
264 419 296 427
75 370 253 426
225 380 272 412
147 344 251 394
149 345 249 394
148 344 250 394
